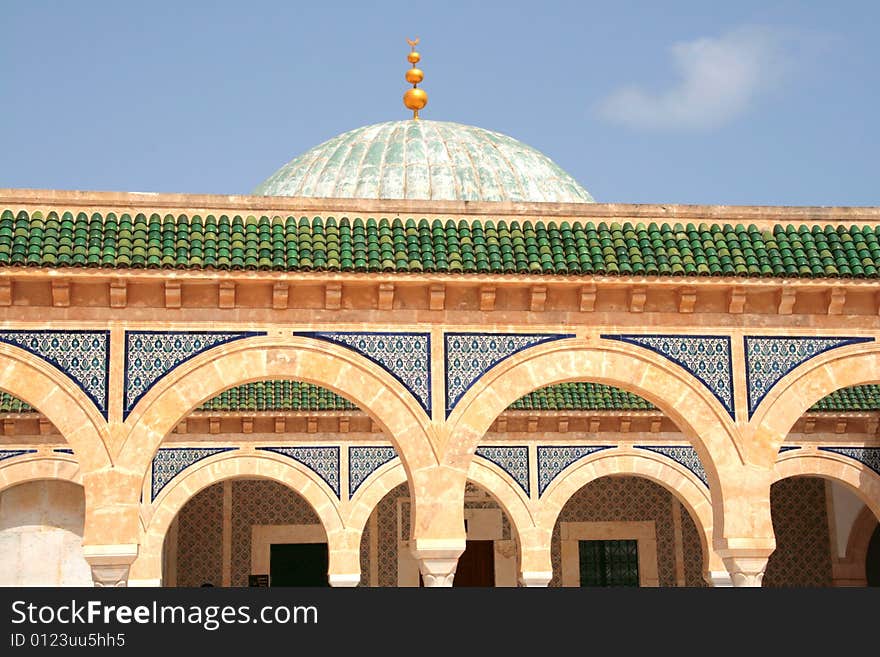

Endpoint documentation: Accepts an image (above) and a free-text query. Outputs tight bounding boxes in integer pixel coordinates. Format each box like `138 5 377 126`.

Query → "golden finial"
403 37 427 120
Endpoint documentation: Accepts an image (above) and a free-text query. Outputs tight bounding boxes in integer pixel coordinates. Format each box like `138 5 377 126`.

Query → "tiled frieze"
445 332 574 417
817 446 880 477
0 330 109 417
349 446 398 497
124 331 264 418
536 445 615 496
255 446 340 498
601 334 734 419
474 445 530 497
151 447 238 500
294 332 431 414
744 336 873 418
634 445 708 487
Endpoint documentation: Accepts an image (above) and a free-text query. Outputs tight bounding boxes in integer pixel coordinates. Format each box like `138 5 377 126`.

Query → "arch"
0 344 110 472
119 335 437 505
752 342 880 460
773 451 880 521
537 448 718 575
346 460 408 538
133 451 346 585
0 455 81 493
466 457 535 541
446 339 741 497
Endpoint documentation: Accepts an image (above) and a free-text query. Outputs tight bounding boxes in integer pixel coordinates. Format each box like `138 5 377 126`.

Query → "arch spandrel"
0 344 111 472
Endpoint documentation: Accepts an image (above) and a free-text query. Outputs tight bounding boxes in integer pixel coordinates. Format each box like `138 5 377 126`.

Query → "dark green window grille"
578 539 639 587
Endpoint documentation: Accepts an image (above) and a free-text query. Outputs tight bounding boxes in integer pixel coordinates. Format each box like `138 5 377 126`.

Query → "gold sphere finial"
404 37 427 120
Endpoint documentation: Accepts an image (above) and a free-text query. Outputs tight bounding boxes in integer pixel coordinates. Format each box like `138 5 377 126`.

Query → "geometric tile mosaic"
536 445 615 496
255 446 340 498
295 332 431 415
348 446 398 497
124 331 265 419
474 446 530 497
0 448 37 462
601 334 734 419
0 330 110 418
817 446 880 477
445 332 574 417
634 445 709 488
744 336 873 419
150 446 238 500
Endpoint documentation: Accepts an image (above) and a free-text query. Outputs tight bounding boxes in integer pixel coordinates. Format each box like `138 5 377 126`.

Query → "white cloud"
597 26 798 131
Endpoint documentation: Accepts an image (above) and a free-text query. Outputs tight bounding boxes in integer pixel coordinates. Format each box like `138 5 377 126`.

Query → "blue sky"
1 1 876 206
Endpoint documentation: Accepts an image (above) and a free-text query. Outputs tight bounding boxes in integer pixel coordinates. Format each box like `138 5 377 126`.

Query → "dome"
253 120 594 203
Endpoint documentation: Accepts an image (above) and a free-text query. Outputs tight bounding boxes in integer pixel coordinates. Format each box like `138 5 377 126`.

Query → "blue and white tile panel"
744 336 873 419
0 449 38 462
150 447 238 500
124 331 265 419
601 334 734 419
536 445 615 496
256 446 340 499
634 445 709 488
348 446 399 497
295 332 431 415
817 447 880 477
474 446 530 497
0 330 110 418
445 333 574 417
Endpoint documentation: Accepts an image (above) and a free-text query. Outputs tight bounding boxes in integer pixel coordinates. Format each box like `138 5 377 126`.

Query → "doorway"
453 540 495 587
269 543 329 586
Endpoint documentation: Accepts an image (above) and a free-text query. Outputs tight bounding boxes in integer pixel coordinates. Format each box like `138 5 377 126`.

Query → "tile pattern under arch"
536 446 615 496
349 446 398 497
0 449 37 462
474 446 530 497
150 447 239 500
601 334 734 419
817 446 880 477
293 332 431 415
444 332 574 417
123 331 265 418
255 446 340 498
0 330 109 418
744 335 873 419
633 446 709 487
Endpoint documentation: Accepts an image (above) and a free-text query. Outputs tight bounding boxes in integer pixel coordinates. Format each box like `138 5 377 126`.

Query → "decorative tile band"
295 332 431 415
634 446 709 487
0 330 110 418
256 446 340 498
124 331 264 418
445 332 575 417
537 445 615 496
52 448 74 455
474 446 530 497
601 334 734 419
744 336 873 419
150 447 238 500
778 446 802 454
348 446 398 497
817 447 880 477
0 449 37 462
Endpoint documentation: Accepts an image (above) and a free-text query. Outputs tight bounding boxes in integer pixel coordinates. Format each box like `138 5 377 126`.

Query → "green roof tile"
3 210 880 278
2 382 878 417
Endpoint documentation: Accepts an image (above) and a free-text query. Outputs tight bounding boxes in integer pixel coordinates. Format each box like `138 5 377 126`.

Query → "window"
579 539 639 587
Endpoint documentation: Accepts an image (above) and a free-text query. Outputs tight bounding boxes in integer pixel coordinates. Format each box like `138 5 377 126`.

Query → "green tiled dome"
198 381 357 412
0 391 33 413
253 120 594 203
